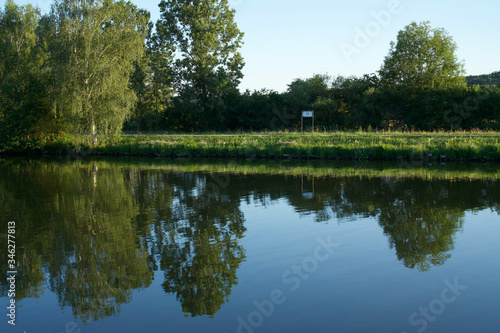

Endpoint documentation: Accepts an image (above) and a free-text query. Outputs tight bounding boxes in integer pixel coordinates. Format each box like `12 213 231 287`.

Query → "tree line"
0 0 149 147
1 0 499 149
466 71 500 87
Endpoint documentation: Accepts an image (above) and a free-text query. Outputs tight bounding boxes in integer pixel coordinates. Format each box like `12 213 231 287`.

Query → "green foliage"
156 0 244 131
128 57 149 132
380 21 466 89
354 85 500 131
0 1 58 148
333 74 379 129
466 71 500 87
229 89 286 131
286 74 331 113
0 0 150 149
285 74 334 129
1 3 499 151
48 0 149 144
144 22 175 131
125 17 175 133
126 55 163 132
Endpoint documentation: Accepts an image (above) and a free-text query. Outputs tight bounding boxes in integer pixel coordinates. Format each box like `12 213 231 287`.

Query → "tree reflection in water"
1 159 499 320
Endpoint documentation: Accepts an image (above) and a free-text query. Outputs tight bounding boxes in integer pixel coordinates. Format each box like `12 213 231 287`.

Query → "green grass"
3 131 500 162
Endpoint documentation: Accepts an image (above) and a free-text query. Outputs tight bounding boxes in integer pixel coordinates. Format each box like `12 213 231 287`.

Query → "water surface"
1 158 499 333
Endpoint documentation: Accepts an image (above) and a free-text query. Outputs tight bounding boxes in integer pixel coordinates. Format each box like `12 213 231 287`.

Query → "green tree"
230 89 286 131
0 0 55 148
146 24 175 131
285 74 331 129
286 75 331 113
128 55 150 132
156 0 245 131
379 21 466 89
127 16 176 133
332 74 379 129
48 0 149 145
466 71 500 87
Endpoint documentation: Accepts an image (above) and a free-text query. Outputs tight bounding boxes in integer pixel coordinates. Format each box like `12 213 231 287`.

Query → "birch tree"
50 0 149 144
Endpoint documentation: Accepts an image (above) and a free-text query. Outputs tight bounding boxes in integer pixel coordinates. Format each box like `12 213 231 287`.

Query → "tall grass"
3 131 500 162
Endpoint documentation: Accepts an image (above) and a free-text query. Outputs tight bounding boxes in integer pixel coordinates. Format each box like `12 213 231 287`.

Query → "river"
1 157 499 332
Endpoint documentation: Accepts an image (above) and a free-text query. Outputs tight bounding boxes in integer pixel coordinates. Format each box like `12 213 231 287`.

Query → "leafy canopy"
49 0 150 144
0 0 55 145
379 21 466 89
156 0 245 130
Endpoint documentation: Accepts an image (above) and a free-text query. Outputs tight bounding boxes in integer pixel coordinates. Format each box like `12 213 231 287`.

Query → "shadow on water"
0 157 499 321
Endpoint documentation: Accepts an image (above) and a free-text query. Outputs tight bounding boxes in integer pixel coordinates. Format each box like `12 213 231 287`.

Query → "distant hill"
466 71 500 86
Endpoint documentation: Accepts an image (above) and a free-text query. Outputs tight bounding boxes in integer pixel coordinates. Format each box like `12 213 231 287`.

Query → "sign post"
301 111 314 135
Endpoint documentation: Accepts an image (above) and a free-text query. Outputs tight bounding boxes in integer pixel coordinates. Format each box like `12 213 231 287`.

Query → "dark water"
1 158 499 333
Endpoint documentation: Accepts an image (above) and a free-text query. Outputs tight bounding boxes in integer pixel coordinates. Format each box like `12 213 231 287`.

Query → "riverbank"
2 131 500 162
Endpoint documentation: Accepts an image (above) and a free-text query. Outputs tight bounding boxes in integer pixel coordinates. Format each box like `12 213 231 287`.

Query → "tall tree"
127 20 175 133
379 21 466 89
156 0 244 131
129 56 150 132
146 25 175 131
285 74 333 129
0 0 54 147
49 0 149 145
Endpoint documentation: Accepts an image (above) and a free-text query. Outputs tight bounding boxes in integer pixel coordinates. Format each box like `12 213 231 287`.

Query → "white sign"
302 111 313 118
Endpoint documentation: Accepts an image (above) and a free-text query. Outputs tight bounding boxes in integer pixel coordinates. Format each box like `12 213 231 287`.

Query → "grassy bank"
3 131 500 162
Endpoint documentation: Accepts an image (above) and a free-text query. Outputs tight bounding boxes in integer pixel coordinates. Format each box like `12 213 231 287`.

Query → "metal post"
312 113 314 135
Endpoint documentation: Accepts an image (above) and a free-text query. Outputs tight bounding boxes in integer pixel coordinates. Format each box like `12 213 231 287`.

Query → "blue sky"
14 0 500 92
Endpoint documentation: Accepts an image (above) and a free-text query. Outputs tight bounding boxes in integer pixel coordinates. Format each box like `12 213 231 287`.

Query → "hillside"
466 71 500 86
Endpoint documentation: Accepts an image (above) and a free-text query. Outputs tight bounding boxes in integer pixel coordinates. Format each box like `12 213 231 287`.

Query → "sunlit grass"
4 131 500 161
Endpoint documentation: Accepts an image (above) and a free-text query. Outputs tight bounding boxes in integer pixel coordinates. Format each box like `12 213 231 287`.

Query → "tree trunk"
137 97 142 132
91 111 98 146
92 123 98 146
